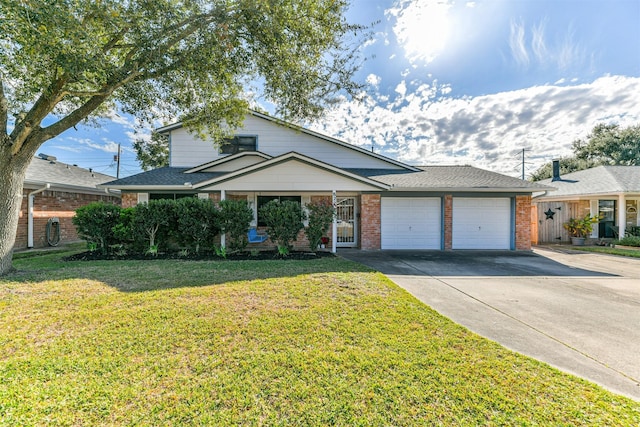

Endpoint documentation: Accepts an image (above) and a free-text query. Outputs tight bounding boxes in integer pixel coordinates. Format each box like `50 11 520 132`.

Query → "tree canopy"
0 0 368 275
530 123 640 181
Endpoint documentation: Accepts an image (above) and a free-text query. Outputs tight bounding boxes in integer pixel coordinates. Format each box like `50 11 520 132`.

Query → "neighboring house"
102 110 549 251
532 161 640 244
15 154 121 249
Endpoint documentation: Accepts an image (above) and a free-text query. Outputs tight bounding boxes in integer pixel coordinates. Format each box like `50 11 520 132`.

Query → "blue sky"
40 0 640 179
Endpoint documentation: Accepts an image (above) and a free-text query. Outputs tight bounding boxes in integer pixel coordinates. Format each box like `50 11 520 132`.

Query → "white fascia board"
156 122 183 134
184 151 272 174
193 152 390 190
534 191 640 202
98 184 194 191
25 180 121 196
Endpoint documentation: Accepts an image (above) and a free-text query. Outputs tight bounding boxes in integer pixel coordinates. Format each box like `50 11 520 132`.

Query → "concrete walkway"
339 247 640 400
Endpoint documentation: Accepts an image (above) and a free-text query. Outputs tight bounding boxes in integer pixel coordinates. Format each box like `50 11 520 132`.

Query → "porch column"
618 193 626 238
221 190 226 248
332 190 337 253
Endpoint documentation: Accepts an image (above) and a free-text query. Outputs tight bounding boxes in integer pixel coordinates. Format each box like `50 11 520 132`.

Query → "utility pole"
115 143 121 179
521 148 527 180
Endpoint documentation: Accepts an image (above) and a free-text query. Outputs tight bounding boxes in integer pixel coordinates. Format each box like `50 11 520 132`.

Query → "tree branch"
33 70 142 146
9 76 68 153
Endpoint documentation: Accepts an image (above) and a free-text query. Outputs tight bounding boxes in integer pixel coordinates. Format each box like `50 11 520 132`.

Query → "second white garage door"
452 198 511 249
381 197 441 249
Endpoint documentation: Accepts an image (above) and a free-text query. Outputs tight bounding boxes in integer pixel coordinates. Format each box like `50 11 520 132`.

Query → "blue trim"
441 196 446 250
510 197 516 250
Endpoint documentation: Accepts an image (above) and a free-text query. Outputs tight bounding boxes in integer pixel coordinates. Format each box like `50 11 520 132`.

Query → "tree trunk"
0 150 32 275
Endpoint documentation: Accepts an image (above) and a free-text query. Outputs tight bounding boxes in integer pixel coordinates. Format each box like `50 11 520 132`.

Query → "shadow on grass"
7 247 374 293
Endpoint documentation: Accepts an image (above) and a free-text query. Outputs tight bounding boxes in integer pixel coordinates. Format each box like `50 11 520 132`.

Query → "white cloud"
366 74 382 87
509 18 588 72
313 75 640 178
509 19 530 68
67 136 120 153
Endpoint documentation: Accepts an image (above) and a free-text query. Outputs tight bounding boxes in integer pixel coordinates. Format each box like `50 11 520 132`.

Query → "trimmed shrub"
72 202 121 254
260 200 306 256
615 235 640 247
305 200 335 250
175 198 220 253
218 199 254 253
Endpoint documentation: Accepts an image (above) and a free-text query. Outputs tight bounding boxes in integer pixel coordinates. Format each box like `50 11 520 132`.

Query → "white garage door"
452 198 511 249
381 197 441 249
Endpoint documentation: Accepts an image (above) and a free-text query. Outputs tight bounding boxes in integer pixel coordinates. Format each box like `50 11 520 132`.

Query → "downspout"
28 183 50 248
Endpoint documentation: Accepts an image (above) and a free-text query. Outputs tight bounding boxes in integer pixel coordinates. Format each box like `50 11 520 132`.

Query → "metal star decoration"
544 208 555 220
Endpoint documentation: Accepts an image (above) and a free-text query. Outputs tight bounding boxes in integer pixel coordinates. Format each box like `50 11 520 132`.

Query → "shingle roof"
25 156 117 193
102 167 225 187
104 163 550 193
536 165 640 198
345 165 552 191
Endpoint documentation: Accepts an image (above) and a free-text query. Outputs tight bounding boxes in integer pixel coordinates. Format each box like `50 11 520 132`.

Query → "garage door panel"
381 197 441 249
452 198 511 249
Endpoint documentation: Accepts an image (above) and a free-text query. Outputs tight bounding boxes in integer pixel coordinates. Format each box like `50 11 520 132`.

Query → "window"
220 136 257 154
149 193 196 201
256 195 301 226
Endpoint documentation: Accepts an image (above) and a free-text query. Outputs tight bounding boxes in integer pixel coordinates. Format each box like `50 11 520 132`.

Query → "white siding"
169 114 404 169
200 155 267 172
198 159 382 192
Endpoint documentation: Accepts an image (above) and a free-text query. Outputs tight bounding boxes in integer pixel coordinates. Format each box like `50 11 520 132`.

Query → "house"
102 110 549 251
15 154 121 249
532 160 640 244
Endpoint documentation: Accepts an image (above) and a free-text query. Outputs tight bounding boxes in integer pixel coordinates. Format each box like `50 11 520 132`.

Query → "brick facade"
15 189 121 249
443 195 453 250
121 193 137 208
360 194 381 249
515 195 532 250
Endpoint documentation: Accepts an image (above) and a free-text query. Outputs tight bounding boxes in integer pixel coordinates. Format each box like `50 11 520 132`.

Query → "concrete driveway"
339 247 640 400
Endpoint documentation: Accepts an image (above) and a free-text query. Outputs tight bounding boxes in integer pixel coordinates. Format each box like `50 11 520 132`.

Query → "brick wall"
15 189 121 249
360 194 381 249
444 195 453 250
515 195 532 250
121 193 137 208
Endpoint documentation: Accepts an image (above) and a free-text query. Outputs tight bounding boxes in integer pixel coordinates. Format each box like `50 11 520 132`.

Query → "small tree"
133 199 176 253
305 200 335 250
72 202 121 254
218 199 254 253
260 200 306 256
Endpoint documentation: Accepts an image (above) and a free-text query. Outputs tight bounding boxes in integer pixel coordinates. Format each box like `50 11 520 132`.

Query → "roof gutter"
28 184 50 248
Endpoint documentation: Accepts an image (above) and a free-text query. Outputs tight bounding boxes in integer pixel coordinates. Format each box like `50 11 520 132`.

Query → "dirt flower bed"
64 249 335 262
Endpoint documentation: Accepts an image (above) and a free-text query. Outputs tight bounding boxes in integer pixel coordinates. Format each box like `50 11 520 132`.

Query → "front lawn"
1 248 639 425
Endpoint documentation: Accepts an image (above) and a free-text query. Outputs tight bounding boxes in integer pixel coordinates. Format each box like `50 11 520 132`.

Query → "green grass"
570 245 640 258
1 247 639 425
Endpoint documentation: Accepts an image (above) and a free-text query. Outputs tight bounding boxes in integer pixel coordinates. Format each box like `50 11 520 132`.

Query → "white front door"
381 197 441 249
452 198 511 249
336 197 357 247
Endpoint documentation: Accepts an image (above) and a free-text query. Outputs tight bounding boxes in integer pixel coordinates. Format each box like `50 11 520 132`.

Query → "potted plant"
563 214 599 245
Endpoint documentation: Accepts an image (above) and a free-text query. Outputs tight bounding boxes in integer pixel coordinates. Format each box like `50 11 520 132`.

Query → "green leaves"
531 123 640 181
1 0 367 150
